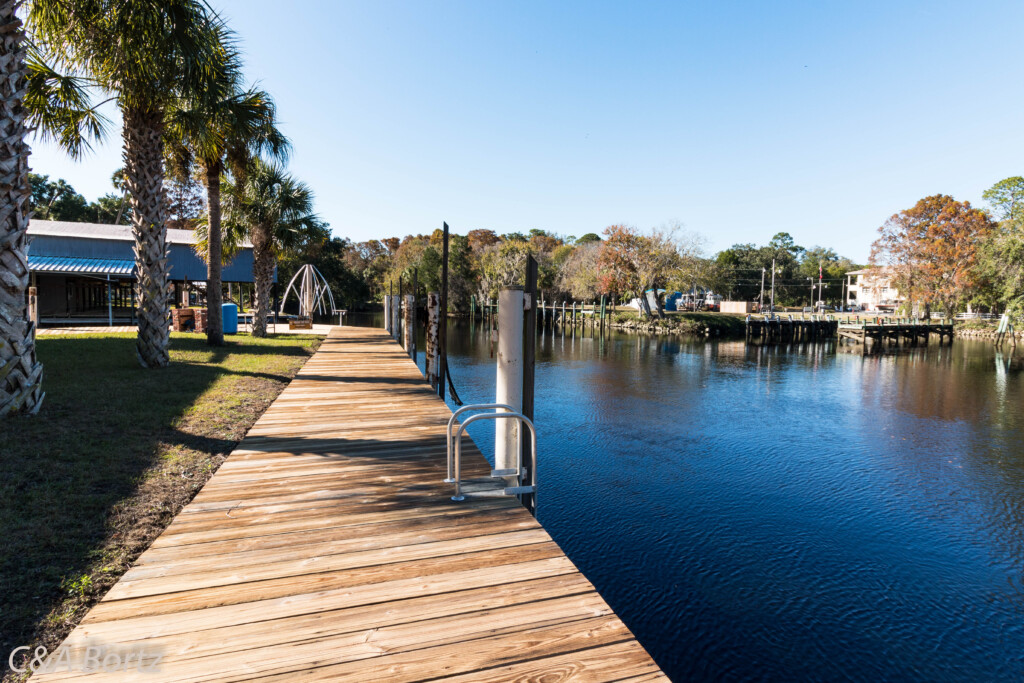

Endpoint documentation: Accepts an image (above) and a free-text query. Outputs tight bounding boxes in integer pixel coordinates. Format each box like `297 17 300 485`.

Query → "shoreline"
546 313 1023 344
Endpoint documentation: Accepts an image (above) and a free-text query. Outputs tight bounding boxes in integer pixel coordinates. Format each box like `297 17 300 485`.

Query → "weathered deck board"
35 326 665 681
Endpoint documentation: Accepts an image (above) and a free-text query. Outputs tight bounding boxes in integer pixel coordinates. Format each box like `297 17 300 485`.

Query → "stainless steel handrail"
445 403 514 483
451 411 537 502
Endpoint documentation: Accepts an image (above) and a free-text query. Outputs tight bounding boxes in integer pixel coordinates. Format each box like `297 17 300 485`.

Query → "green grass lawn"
607 310 748 336
0 332 320 679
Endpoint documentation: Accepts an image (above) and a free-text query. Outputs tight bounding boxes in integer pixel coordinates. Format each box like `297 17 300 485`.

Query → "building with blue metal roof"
27 220 267 324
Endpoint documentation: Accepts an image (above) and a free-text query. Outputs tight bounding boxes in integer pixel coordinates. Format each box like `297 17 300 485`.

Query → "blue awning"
28 255 135 276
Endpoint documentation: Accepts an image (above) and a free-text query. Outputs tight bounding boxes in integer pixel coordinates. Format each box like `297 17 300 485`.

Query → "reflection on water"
348 313 1024 681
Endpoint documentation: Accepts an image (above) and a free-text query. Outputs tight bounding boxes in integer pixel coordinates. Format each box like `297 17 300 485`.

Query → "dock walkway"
35 326 664 682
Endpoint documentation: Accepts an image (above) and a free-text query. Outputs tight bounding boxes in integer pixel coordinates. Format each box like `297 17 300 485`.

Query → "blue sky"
29 0 1024 262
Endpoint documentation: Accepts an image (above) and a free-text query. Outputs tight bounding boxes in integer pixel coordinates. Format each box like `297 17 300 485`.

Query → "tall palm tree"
167 83 288 345
1 3 106 416
30 0 233 367
222 160 323 337
0 1 42 415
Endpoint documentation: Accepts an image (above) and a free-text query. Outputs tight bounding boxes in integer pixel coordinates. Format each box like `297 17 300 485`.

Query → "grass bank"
0 332 321 680
954 319 1023 340
607 310 748 338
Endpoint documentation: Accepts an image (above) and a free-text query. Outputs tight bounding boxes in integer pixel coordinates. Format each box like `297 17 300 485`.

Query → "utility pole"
769 258 777 314
818 261 823 310
759 267 765 311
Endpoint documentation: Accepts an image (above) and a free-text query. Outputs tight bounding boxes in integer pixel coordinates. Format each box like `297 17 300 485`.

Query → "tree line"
318 178 1023 320
29 171 205 228
30 165 872 319
280 224 864 315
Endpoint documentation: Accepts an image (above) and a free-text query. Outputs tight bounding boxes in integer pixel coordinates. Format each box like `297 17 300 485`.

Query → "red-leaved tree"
871 194 996 316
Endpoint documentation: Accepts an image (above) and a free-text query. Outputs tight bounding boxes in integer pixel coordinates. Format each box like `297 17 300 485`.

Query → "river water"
354 315 1024 681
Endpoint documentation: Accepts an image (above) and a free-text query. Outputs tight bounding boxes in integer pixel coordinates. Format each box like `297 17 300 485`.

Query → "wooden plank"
35 327 663 681
84 543 569 623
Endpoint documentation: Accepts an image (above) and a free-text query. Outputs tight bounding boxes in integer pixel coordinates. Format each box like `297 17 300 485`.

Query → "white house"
846 268 905 312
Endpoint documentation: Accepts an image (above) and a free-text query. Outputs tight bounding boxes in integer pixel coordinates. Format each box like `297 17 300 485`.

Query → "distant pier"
836 319 953 347
745 315 838 344
746 315 955 348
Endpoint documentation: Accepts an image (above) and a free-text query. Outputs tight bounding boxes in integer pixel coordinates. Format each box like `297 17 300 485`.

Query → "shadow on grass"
0 333 316 670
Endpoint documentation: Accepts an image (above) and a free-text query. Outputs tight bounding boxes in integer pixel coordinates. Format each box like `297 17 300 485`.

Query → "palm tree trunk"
251 227 274 337
204 160 224 345
122 106 170 367
0 1 43 415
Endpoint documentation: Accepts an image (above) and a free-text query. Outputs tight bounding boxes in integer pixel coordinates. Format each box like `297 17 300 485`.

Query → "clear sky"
28 0 1024 262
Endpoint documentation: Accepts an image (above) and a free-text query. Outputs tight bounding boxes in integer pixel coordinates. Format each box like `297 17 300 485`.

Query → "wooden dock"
746 315 956 348
34 326 664 682
745 315 838 344
836 319 954 347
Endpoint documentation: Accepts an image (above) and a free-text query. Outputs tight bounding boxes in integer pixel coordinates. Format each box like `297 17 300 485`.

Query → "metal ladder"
445 403 537 502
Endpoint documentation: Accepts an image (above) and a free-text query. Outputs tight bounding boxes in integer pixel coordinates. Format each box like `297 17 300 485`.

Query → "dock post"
426 291 440 388
391 295 401 341
106 275 113 326
403 294 414 357
387 294 395 339
495 286 524 480
411 268 418 363
522 259 538 513
439 222 450 400
383 293 390 334
28 286 38 329
600 294 607 333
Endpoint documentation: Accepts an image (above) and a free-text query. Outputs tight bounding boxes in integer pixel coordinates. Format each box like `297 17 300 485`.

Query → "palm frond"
29 0 240 113
24 48 110 159
223 158 324 255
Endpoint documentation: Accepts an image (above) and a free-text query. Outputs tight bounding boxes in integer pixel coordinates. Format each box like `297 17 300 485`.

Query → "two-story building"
846 268 905 312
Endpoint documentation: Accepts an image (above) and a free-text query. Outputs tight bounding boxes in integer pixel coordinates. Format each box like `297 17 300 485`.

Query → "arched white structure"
280 264 338 319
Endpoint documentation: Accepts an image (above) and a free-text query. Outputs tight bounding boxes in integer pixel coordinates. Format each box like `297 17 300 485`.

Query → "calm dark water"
354 314 1024 681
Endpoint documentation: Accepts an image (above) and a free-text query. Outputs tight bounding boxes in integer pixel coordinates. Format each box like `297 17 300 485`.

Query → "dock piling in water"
495 287 525 477
426 291 440 389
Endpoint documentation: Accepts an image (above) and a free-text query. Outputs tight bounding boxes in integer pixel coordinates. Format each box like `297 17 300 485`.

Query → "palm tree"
222 160 323 337
1 4 106 416
0 1 42 415
30 0 233 367
167 82 288 345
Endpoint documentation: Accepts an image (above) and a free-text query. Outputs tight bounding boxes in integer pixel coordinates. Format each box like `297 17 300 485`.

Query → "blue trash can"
222 303 238 335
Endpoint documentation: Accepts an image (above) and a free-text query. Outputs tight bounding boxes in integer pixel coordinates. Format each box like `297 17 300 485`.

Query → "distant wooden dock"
836 319 953 347
34 326 664 682
746 315 955 348
745 315 838 343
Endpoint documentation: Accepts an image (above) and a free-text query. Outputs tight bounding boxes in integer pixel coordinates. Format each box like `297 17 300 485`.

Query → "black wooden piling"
522 256 538 514
438 223 449 400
